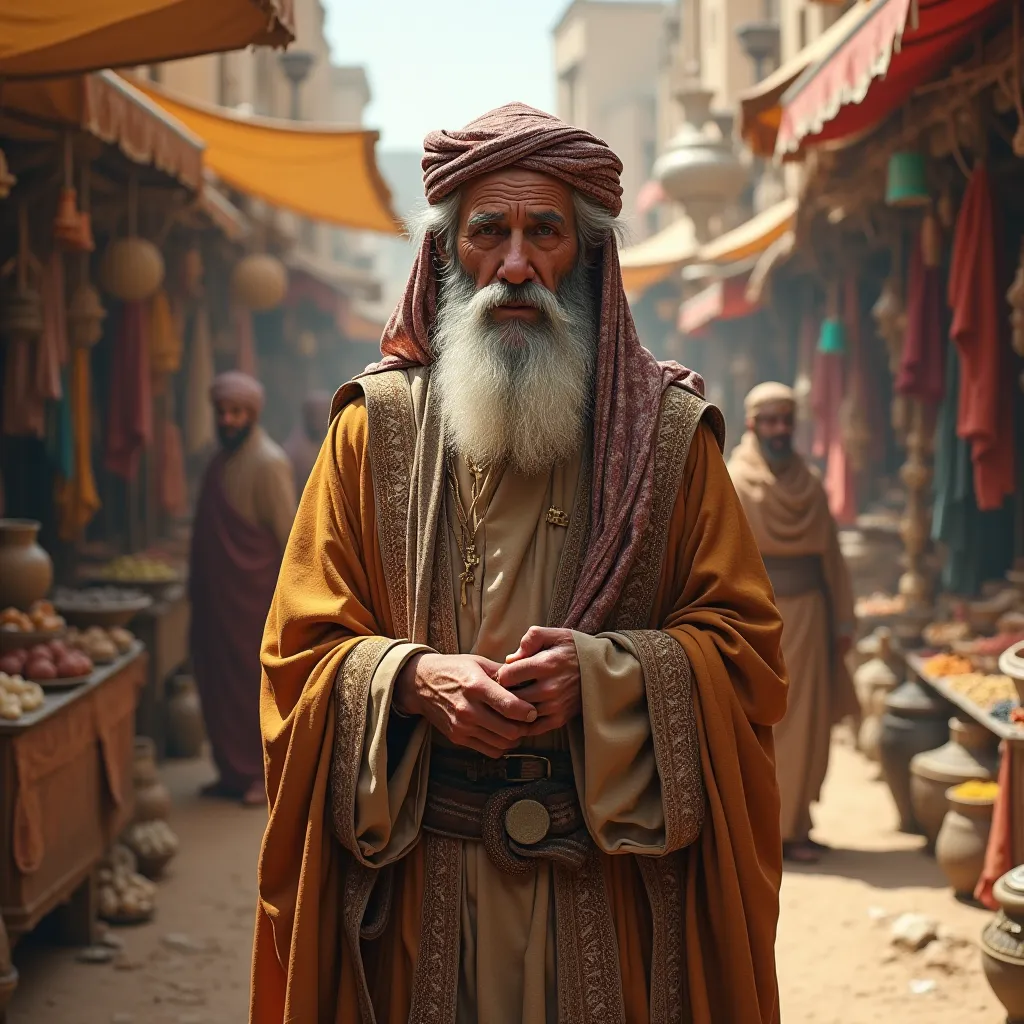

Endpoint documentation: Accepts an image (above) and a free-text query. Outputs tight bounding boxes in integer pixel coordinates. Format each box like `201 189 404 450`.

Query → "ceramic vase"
132 736 172 823
935 786 994 898
165 675 205 760
910 718 999 851
879 678 952 834
0 519 53 610
982 866 1024 1022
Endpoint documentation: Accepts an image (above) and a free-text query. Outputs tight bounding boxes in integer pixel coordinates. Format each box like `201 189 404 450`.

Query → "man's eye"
476 225 498 236
534 225 555 236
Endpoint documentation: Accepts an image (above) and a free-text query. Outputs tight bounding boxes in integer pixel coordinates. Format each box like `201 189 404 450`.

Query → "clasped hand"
393 627 581 758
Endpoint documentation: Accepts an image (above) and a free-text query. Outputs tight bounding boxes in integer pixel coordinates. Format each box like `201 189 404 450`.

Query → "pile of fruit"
922 653 974 678
0 640 93 682
945 672 1017 710
97 844 156 924
53 585 148 610
66 626 134 664
856 593 907 618
0 673 45 720
0 600 66 635
123 820 179 878
94 556 177 583
922 621 972 648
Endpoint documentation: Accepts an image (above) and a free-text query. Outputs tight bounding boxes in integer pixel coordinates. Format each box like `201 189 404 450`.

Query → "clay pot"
854 630 898 761
0 912 18 1015
910 718 999 851
132 736 172 823
982 865 1024 1022
166 675 205 760
935 786 995 898
0 519 54 610
99 237 164 302
879 678 952 834
231 253 287 311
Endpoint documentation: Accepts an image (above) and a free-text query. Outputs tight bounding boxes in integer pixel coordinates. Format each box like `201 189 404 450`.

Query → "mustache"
464 279 570 329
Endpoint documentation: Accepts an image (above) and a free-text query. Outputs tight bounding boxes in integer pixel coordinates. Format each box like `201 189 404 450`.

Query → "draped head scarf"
744 381 797 420
210 370 264 418
363 103 719 631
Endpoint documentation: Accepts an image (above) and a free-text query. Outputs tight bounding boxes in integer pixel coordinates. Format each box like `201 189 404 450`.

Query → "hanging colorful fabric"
817 316 847 354
149 288 183 377
56 344 101 541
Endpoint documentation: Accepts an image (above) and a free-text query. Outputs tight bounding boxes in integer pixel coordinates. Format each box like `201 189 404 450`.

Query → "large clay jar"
854 630 898 760
935 783 996 898
0 912 17 1016
166 675 206 760
0 519 53 610
982 865 1024 1022
910 718 999 851
132 736 172 823
879 678 952 834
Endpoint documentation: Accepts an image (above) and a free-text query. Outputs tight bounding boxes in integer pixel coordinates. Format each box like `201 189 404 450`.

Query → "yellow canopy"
697 198 797 266
619 216 698 296
0 71 204 189
0 0 293 80
128 78 400 235
738 0 881 158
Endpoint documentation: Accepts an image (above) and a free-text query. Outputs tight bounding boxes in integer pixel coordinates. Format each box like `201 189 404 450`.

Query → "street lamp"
278 49 316 121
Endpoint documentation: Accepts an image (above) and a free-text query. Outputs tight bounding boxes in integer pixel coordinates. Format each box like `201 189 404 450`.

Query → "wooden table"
0 647 145 946
131 586 189 760
906 651 1024 864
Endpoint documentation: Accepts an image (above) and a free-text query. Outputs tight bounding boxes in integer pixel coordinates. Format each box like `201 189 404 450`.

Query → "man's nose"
497 233 534 286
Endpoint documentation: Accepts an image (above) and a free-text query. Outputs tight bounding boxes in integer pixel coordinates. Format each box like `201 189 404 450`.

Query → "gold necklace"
447 456 488 606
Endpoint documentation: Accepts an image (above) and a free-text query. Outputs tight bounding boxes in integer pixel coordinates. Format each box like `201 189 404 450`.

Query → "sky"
323 0 571 152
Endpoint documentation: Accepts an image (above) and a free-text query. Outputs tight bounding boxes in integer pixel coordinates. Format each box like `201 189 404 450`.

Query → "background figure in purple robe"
189 371 296 807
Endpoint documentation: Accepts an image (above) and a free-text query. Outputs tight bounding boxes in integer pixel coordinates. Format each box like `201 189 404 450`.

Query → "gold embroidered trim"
554 854 627 1024
638 857 686 1024
330 637 396 856
547 446 592 628
622 629 704 851
409 835 463 1024
361 371 418 640
611 386 709 631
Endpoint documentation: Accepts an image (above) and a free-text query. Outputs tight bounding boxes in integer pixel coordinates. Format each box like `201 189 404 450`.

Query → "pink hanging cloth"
105 302 153 479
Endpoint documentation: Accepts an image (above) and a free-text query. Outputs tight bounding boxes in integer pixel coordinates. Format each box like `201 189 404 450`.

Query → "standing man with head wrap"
189 371 296 807
253 106 788 1024
729 382 858 864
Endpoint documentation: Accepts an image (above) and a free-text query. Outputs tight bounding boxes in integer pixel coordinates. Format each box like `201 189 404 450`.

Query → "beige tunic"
219 425 297 550
349 452 668 1024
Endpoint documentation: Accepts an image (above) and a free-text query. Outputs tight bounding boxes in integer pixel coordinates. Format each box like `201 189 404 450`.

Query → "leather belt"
423 749 591 876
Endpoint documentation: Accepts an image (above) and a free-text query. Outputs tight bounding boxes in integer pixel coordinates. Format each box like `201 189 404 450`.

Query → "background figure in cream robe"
729 382 859 864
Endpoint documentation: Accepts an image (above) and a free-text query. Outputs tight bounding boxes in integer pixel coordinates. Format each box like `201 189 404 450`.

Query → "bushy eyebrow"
467 211 505 227
528 210 566 226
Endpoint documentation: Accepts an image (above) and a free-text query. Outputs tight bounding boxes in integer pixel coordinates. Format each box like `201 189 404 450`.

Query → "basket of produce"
65 626 134 665
0 673 45 721
922 620 973 648
856 592 907 620
81 556 181 595
921 653 974 679
52 586 152 627
0 641 93 688
97 845 156 926
0 601 66 651
945 673 1017 713
122 820 179 879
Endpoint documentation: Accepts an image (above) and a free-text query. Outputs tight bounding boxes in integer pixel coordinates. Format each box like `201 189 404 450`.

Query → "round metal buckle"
504 799 550 846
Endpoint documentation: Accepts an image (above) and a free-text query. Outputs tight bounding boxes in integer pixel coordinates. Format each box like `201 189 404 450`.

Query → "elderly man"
189 371 296 807
253 105 787 1024
728 383 858 864
282 390 333 494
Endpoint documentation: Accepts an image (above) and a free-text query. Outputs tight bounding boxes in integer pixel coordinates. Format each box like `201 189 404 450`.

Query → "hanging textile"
932 340 1013 595
56 343 100 540
897 236 946 405
947 163 1016 511
155 389 188 518
105 302 152 479
149 288 183 377
184 305 215 455
233 304 257 377
36 250 67 404
2 336 42 437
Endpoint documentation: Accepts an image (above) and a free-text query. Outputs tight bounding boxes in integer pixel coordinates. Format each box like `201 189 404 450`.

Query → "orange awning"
696 198 797 266
777 0 1005 156
0 0 293 80
739 0 882 158
0 71 204 189
128 78 400 234
679 277 757 336
619 216 698 296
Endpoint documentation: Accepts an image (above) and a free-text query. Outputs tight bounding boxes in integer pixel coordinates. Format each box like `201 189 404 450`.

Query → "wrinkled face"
455 168 580 325
215 398 254 450
749 401 796 461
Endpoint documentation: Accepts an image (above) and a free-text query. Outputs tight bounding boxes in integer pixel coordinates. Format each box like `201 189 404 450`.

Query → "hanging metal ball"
99 237 165 303
231 253 288 311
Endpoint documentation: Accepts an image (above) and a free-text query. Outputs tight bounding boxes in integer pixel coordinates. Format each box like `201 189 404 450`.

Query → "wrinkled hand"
498 627 582 735
394 652 537 758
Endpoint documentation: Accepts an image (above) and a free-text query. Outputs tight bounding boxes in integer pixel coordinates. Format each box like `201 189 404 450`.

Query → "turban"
744 382 796 419
362 103 719 631
210 371 264 417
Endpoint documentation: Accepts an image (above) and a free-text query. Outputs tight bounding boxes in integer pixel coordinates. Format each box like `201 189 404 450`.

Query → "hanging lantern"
99 237 165 302
67 283 106 349
0 149 17 199
231 253 287 311
885 151 930 208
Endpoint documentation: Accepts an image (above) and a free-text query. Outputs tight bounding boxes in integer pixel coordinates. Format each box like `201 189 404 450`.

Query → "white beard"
430 261 597 476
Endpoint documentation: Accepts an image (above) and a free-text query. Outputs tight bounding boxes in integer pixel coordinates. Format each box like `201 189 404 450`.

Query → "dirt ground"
7 731 1004 1024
